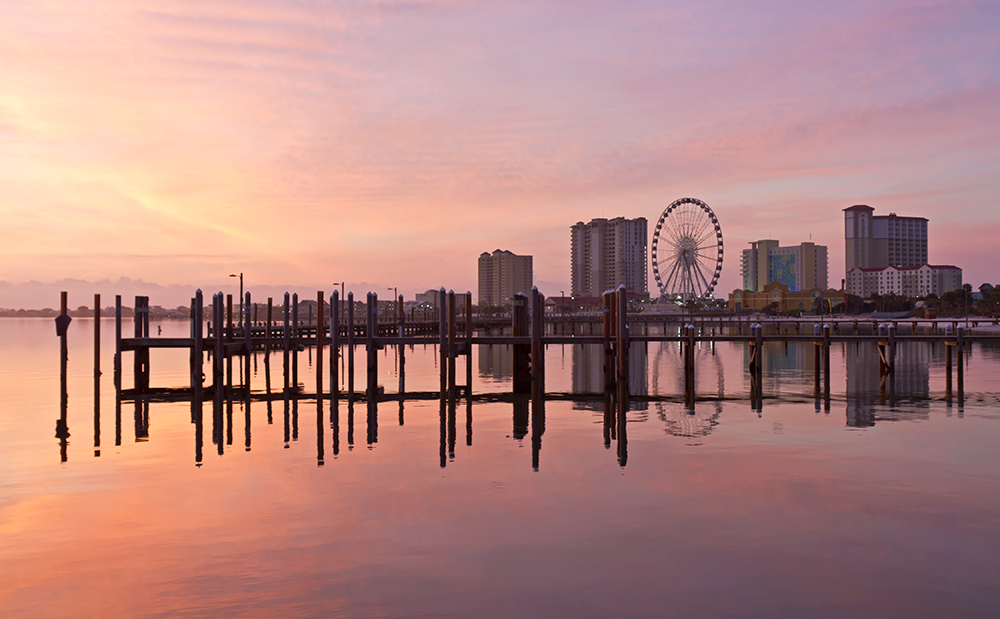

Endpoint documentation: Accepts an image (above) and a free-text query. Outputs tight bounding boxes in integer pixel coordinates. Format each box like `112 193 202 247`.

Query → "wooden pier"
51 286 1000 467
57 286 998 410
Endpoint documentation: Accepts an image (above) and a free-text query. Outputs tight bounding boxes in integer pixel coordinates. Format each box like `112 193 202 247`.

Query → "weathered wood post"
56 291 70 462
114 295 122 391
331 291 339 399
398 297 407 400
512 291 530 394
530 287 542 400
465 292 473 395
134 296 150 392
93 293 101 379
616 294 628 468
264 297 273 356
956 323 965 397
283 292 290 390
92 293 101 457
367 292 378 397
753 324 763 411
823 323 832 398
292 293 299 390
193 290 203 399
617 284 629 399
214 293 224 391
315 290 324 395
244 292 252 390
684 323 696 410
347 291 355 402
439 287 447 393
945 338 953 398
398 293 404 338
448 290 457 394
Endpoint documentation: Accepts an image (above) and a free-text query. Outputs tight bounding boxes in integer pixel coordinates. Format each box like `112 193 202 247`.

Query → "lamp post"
387 287 397 323
560 290 565 315
229 273 243 328
333 282 345 323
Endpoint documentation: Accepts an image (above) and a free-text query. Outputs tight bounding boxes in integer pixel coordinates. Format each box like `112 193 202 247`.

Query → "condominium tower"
478 249 533 307
570 217 648 298
741 240 828 292
844 205 928 272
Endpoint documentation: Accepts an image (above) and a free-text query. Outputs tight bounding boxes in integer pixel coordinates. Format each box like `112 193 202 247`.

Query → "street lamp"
387 287 398 323
333 282 345 322
560 290 565 315
229 273 243 328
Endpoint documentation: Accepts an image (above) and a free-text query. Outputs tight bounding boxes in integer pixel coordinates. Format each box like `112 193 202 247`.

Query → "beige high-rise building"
740 239 828 292
478 249 533 307
844 205 928 273
570 217 648 298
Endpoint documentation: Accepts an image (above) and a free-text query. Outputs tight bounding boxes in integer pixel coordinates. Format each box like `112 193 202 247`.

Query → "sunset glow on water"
2 318 999 617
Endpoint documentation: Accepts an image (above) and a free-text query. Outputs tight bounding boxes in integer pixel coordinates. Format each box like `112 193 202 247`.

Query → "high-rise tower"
570 217 648 298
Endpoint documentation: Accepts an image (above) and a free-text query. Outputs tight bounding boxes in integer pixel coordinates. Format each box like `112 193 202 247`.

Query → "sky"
2 0 999 307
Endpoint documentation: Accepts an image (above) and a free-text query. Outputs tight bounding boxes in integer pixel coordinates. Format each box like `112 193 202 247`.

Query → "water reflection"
52 330 999 466
846 341 932 427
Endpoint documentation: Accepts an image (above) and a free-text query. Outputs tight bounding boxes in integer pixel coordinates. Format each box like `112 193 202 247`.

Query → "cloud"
0 0 998 298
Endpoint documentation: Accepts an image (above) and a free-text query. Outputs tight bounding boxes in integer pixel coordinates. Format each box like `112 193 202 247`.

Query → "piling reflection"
846 341 932 427
54 317 996 465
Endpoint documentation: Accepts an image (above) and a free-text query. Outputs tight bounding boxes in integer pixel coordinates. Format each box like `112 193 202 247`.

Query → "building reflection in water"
571 344 647 411
742 341 817 399
846 341 932 427
478 344 512 382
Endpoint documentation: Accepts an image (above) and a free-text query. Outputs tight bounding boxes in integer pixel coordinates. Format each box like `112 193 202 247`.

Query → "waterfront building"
844 205 928 273
740 239 828 292
847 264 963 297
478 249 533 307
570 217 648 298
728 281 844 312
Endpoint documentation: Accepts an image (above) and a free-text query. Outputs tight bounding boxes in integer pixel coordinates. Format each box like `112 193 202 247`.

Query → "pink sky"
2 0 998 305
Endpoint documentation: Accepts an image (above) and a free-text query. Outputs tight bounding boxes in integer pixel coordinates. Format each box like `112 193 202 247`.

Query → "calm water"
2 317 1000 618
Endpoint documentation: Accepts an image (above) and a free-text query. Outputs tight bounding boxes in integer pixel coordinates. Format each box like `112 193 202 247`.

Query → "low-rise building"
847 264 962 297
728 282 844 312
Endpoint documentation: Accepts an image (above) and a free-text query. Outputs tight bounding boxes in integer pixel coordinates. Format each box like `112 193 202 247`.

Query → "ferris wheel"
651 197 724 302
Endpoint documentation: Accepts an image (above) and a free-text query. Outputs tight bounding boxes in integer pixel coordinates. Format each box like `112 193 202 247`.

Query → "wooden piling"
684 323 695 410
530 287 542 400
823 324 831 398
265 297 273 355
439 287 447 393
214 293 224 390
512 292 530 394
957 324 965 396
193 290 203 398
283 292 290 390
347 291 355 402
244 292 252 390
331 290 339 398
292 293 299 389
316 290 324 394
367 292 378 396
114 295 122 390
603 291 612 392
617 285 628 397
945 342 953 397
465 292 473 395
448 290 456 393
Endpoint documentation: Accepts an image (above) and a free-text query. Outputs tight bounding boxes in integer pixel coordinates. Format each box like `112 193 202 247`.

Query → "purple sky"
2 0 998 304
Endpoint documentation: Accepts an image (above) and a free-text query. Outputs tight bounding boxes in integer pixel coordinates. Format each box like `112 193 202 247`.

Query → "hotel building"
570 217 648 298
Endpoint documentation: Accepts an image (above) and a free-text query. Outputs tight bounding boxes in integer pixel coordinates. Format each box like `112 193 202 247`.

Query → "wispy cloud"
1 0 998 297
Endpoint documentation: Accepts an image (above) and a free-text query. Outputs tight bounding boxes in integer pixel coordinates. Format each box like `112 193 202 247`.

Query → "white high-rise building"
570 217 648 298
